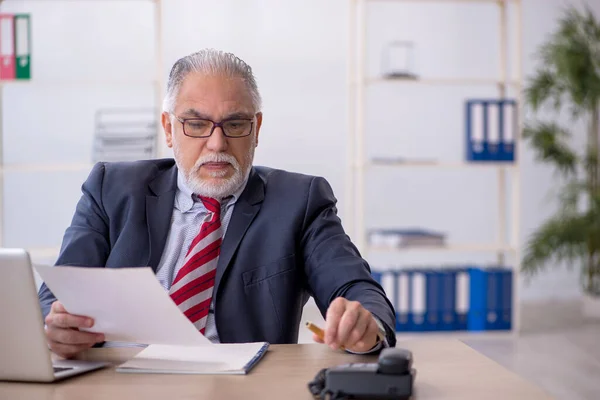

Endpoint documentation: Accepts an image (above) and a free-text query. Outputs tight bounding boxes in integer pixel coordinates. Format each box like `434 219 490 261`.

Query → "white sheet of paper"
35 265 210 346
117 342 268 374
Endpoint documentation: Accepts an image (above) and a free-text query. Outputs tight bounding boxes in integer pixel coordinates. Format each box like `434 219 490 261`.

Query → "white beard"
173 135 256 200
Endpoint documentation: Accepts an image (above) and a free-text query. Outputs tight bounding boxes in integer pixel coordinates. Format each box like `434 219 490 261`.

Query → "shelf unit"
369 243 517 253
0 0 165 261
347 0 523 333
366 77 521 86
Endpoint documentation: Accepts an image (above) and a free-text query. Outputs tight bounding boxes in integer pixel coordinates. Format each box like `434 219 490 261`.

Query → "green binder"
14 14 30 80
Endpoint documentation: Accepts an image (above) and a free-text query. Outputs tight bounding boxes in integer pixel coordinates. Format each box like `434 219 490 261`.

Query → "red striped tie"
169 196 222 335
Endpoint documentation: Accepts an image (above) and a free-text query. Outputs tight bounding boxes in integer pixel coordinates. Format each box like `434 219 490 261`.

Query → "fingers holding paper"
323 297 379 353
44 301 105 359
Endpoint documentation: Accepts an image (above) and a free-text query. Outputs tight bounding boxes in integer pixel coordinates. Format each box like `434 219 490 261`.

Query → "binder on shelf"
499 268 513 330
466 99 517 162
501 101 517 161
408 269 426 331
371 268 406 331
467 267 486 331
455 267 469 330
0 14 15 80
380 269 396 327
14 14 31 80
466 101 485 160
438 269 457 331
484 268 501 330
373 265 512 333
490 267 513 330
396 270 410 331
424 270 440 331
487 101 500 159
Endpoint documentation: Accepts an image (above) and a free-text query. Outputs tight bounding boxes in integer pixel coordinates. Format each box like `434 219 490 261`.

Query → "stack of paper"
117 343 269 375
368 228 447 248
35 265 269 375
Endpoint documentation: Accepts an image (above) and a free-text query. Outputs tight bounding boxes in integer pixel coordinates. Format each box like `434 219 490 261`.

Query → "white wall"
1 0 597 301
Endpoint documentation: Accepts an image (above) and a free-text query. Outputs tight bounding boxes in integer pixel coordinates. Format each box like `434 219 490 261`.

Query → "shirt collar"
174 168 250 213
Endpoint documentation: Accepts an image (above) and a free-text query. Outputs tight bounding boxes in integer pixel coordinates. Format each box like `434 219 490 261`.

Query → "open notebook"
116 342 270 375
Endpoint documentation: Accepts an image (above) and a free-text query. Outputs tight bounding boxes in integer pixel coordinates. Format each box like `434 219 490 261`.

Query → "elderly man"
39 49 396 359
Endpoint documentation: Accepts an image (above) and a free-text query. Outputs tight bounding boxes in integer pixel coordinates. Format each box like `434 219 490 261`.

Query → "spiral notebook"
116 342 270 375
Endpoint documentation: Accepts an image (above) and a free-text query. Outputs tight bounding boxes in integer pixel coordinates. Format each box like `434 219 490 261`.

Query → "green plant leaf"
528 5 600 112
556 180 588 212
524 68 565 112
522 213 589 276
522 121 578 176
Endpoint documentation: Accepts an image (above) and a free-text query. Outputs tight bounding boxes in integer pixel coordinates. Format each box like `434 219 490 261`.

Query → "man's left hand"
313 297 380 353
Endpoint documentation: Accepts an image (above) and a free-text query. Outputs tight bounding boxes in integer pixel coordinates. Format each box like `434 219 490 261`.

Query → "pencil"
305 321 346 350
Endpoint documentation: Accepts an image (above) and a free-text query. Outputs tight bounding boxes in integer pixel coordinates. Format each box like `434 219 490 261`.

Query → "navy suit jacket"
38 159 397 347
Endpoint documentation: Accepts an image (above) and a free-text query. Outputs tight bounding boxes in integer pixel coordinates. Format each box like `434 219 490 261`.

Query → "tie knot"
199 196 221 215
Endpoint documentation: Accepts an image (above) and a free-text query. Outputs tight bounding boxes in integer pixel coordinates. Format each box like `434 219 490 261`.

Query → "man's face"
162 72 262 199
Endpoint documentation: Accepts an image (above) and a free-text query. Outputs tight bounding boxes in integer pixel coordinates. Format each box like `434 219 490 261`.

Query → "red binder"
0 14 16 80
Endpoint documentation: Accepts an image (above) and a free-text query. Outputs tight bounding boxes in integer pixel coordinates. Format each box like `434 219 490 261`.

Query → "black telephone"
308 347 416 400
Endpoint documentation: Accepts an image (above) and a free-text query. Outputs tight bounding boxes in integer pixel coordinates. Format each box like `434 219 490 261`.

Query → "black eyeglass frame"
173 114 256 138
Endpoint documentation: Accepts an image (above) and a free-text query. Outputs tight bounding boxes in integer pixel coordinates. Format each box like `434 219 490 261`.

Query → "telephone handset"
377 347 413 375
308 348 416 400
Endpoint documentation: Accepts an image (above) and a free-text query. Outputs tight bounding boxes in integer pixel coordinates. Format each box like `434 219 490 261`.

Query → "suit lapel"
214 168 265 296
146 164 178 271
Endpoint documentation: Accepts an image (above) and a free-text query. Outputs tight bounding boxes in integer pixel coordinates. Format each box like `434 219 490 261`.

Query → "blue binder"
396 269 410 331
424 270 440 331
438 269 456 331
482 266 513 331
408 269 426 331
499 101 517 161
467 267 487 331
498 268 513 330
454 267 469 330
466 99 517 162
484 267 501 330
371 268 398 325
372 265 511 333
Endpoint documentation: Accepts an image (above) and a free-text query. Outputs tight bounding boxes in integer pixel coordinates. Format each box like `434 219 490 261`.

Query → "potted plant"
522 4 600 318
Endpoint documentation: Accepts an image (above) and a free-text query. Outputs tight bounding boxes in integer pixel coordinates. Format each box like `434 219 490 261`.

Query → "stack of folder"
369 228 447 248
371 266 513 332
0 14 31 80
465 99 517 162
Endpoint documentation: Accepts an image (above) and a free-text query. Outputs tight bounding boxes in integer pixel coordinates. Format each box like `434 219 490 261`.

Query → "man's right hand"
44 301 105 359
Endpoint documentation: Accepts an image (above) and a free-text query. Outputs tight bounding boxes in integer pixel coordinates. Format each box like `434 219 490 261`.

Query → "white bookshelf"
367 0 518 3
368 160 518 169
369 243 517 253
0 0 165 261
347 0 523 334
366 77 521 86
395 329 514 341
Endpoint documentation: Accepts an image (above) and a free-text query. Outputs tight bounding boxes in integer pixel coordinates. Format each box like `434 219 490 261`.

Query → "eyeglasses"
174 115 254 138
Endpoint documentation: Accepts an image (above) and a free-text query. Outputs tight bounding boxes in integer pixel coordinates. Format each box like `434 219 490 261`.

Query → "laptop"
0 248 108 382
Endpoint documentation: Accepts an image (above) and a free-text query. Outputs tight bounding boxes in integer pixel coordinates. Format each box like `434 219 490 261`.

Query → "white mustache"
192 153 240 172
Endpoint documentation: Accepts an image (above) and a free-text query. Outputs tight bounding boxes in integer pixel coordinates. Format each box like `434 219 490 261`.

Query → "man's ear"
161 112 173 148
254 112 263 147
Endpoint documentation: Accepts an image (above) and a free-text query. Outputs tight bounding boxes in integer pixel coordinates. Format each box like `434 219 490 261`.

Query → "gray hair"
162 49 262 113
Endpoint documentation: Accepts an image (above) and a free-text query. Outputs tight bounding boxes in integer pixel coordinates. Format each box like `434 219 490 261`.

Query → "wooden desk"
0 340 553 399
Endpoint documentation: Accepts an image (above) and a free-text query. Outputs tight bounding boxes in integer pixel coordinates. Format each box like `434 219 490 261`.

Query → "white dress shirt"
154 171 248 343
